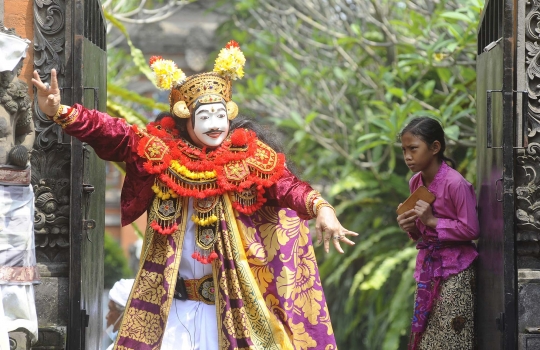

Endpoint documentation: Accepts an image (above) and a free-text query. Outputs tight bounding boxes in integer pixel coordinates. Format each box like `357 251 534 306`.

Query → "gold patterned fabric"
236 204 335 349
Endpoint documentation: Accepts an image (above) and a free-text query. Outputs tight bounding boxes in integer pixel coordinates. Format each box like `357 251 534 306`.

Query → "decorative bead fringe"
191 251 218 264
150 221 178 235
191 214 218 226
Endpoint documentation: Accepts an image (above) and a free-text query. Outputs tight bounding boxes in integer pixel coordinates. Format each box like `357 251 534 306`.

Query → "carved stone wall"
31 0 69 348
517 1 540 347
32 0 69 265
517 0 540 268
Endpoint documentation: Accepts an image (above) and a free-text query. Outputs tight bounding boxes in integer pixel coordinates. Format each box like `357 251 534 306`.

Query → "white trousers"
160 299 218 350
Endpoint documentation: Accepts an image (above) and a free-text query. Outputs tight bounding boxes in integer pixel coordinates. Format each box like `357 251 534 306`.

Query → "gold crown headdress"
149 40 245 120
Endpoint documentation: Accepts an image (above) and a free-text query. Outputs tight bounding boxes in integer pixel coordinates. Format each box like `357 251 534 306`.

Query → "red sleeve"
264 167 318 220
59 104 140 163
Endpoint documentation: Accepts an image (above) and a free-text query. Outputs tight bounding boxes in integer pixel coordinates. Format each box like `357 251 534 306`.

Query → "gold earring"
226 101 238 120
173 101 190 119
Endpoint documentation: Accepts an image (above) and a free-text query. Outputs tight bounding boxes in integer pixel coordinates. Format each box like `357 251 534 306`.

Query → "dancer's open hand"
31 68 61 117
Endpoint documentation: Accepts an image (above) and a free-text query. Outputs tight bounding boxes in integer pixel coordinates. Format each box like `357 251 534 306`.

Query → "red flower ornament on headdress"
149 55 163 66
225 40 240 49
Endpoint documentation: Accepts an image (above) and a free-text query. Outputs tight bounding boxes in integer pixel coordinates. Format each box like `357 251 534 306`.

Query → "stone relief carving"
0 24 34 171
33 0 65 152
31 149 70 262
516 149 540 226
525 0 540 137
33 0 65 81
32 0 69 263
517 0 540 258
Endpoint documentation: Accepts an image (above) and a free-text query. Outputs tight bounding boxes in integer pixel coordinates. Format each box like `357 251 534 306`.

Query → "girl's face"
401 132 440 173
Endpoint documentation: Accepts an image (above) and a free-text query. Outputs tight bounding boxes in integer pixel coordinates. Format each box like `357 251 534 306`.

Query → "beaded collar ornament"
149 40 245 121
134 114 285 264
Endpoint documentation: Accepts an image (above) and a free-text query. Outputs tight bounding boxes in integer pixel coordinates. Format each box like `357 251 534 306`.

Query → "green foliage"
103 8 161 124
103 9 154 83
102 1 201 120
217 0 483 348
104 232 132 289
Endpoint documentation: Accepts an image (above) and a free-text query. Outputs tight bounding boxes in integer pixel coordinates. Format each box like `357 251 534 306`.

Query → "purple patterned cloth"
236 207 337 349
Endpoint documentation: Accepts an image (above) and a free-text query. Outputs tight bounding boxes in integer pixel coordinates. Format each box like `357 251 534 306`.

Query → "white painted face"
187 102 229 148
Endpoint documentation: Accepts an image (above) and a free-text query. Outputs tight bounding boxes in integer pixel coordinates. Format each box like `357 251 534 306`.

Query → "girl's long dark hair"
400 117 456 168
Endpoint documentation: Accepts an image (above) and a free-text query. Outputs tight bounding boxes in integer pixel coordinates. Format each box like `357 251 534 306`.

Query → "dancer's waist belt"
174 274 215 305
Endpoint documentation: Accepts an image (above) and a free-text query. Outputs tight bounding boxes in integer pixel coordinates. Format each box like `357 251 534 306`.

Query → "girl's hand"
315 207 358 254
397 207 419 234
31 68 61 117
414 200 438 228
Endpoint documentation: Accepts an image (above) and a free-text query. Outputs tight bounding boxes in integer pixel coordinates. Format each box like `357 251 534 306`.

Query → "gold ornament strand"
151 179 179 199
305 190 321 218
191 213 218 226
314 199 335 216
47 104 64 119
166 168 218 191
170 160 217 181
191 196 219 227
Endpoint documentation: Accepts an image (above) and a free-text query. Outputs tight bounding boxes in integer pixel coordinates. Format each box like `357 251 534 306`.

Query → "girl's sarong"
417 264 475 350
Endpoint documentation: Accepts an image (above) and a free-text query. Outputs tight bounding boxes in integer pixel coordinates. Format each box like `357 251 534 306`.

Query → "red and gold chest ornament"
134 117 285 263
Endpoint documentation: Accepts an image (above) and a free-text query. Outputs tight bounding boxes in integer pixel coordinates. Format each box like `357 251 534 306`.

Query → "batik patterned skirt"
417 264 475 350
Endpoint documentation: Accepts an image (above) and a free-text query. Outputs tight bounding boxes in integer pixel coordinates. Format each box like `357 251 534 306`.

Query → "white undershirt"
160 199 218 350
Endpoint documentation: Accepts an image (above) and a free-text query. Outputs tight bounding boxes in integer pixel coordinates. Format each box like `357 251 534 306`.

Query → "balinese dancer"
32 41 357 350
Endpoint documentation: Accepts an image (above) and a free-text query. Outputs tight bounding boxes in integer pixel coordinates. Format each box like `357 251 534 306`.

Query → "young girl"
396 117 479 350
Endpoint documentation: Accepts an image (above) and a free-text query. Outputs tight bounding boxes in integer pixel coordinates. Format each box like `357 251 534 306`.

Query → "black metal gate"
476 0 526 348
66 1 107 349
32 0 106 349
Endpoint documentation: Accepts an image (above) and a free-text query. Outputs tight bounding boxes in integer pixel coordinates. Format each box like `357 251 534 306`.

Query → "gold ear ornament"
173 101 190 119
226 101 239 120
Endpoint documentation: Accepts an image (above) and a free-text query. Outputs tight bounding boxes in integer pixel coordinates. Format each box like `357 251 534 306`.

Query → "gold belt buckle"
186 275 215 305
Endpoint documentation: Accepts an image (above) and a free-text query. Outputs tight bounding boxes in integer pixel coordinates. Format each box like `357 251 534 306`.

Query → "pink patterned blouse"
408 162 480 281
